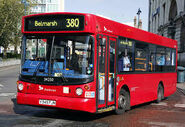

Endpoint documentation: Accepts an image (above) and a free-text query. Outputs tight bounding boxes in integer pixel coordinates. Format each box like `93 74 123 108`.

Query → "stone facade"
148 0 185 66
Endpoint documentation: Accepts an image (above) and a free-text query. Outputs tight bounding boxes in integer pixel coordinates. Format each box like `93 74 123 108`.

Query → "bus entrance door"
107 38 116 106
97 35 116 111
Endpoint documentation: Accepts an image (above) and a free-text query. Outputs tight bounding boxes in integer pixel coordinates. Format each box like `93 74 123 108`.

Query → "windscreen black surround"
24 14 85 31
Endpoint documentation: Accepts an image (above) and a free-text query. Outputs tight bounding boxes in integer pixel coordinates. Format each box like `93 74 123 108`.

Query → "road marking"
0 111 7 113
0 93 15 97
174 104 185 108
0 84 3 90
145 121 185 127
151 102 167 106
0 65 20 72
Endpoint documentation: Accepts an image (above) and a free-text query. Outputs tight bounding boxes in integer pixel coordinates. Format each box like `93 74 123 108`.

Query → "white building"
31 0 64 13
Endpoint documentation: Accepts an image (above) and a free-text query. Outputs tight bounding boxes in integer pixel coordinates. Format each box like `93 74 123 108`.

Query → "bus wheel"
156 84 164 103
115 89 130 115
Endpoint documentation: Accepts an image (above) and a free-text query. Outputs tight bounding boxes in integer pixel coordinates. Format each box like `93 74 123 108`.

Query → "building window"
47 4 58 12
41 5 46 12
163 3 166 24
47 0 58 4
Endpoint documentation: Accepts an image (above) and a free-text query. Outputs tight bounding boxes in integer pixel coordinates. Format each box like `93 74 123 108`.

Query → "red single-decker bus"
17 12 177 114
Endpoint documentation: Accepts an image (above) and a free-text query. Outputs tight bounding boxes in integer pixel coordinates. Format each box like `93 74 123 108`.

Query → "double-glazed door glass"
98 38 106 105
98 36 116 106
108 40 115 102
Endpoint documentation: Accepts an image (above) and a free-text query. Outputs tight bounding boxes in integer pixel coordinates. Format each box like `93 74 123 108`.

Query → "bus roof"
22 12 177 49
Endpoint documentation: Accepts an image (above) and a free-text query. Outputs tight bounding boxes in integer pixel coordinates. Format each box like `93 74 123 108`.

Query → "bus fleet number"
66 18 80 28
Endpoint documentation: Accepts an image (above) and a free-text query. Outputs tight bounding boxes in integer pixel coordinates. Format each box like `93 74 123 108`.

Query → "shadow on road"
11 98 114 122
10 91 182 123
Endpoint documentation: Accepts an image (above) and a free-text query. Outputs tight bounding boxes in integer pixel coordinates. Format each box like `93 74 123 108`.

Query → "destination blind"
24 15 85 31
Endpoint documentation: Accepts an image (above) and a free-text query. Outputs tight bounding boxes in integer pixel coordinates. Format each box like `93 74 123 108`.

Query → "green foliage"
0 53 21 59
0 0 37 58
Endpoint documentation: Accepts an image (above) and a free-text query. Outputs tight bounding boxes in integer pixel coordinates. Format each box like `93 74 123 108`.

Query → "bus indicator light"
84 85 90 90
117 77 120 82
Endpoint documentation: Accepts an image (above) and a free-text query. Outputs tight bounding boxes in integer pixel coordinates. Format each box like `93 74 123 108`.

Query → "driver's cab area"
21 35 94 85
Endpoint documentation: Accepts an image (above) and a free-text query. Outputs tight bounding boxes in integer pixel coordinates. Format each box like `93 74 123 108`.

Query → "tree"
0 0 36 58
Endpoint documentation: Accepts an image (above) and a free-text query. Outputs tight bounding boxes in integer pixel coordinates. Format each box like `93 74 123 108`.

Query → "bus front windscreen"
20 35 94 85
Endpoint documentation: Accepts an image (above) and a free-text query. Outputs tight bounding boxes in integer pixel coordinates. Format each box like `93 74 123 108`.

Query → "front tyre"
115 89 130 115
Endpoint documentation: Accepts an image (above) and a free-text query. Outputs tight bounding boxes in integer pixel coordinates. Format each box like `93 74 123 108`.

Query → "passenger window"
135 42 148 72
118 38 134 72
165 48 172 72
156 47 165 72
149 45 156 72
165 48 171 65
172 50 176 66
171 49 176 72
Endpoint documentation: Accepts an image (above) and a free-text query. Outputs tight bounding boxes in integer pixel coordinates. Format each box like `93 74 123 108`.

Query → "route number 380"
66 18 80 28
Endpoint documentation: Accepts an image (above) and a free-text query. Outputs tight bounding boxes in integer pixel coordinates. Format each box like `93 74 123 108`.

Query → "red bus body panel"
17 81 96 113
18 12 177 113
17 93 96 112
116 73 177 107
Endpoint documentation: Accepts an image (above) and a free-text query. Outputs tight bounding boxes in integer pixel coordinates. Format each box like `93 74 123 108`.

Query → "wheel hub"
118 95 126 109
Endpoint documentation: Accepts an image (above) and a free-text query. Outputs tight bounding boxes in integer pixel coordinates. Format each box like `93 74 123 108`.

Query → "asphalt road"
0 65 185 127
0 65 20 103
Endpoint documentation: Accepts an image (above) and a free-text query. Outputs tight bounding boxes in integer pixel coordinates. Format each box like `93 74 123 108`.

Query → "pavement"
0 59 20 68
177 83 185 90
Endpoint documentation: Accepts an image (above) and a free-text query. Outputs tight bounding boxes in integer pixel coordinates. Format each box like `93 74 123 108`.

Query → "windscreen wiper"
54 62 68 82
33 61 41 78
48 36 55 76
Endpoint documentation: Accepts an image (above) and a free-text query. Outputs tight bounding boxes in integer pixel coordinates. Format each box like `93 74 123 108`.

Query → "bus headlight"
18 83 24 91
76 88 83 96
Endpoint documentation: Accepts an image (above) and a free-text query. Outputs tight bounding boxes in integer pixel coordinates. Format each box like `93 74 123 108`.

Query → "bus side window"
156 46 165 72
118 38 134 72
171 49 176 72
149 45 156 72
135 42 148 72
165 48 171 72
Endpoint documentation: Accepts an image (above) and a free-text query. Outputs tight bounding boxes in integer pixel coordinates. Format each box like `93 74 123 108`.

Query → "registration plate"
39 99 56 106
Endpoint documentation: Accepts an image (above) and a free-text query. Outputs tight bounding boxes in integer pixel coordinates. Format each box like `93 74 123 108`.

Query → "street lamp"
136 8 142 28
21 0 29 15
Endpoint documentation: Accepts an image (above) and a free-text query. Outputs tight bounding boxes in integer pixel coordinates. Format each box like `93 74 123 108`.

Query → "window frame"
117 36 177 74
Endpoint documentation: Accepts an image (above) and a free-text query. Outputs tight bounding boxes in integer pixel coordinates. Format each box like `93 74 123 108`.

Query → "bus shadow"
11 98 114 122
11 97 170 122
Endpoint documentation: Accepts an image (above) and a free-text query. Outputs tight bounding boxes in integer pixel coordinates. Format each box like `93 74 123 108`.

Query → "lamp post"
136 8 142 28
21 0 29 15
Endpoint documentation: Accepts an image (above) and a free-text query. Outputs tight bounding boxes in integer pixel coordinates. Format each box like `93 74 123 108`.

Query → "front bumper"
17 92 96 113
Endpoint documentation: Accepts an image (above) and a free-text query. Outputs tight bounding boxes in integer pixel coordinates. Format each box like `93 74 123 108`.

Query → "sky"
65 0 149 31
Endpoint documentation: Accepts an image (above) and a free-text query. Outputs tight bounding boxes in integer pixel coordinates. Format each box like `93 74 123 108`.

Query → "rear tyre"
156 84 164 103
115 89 130 115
